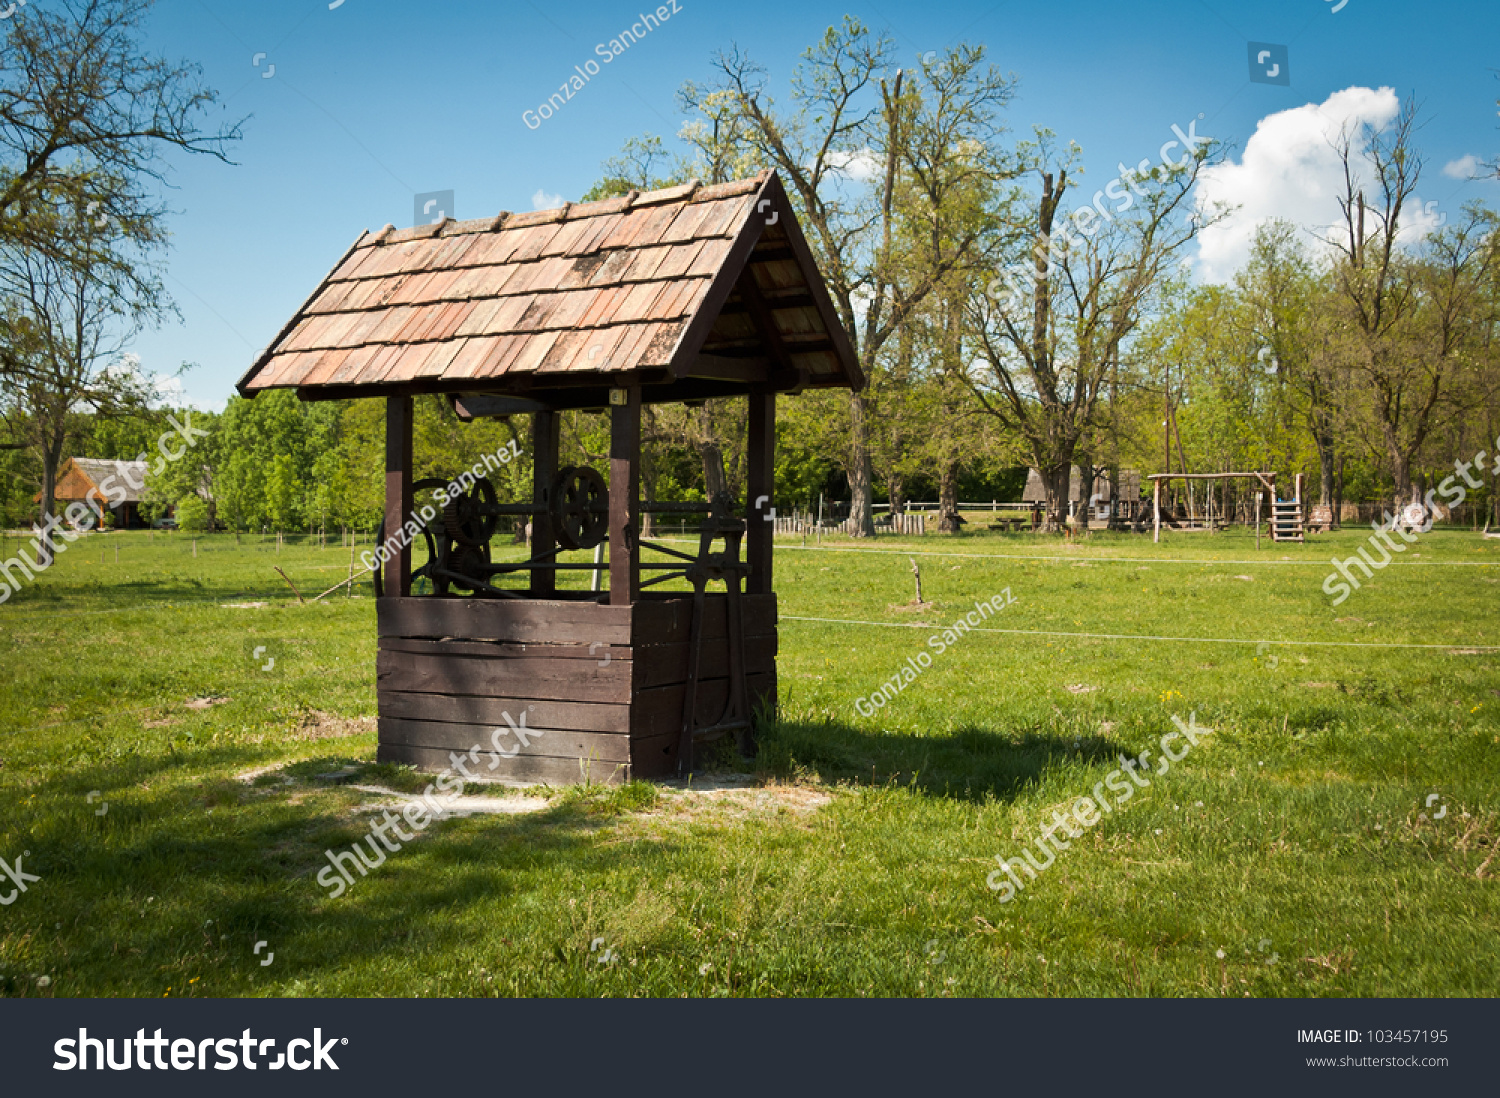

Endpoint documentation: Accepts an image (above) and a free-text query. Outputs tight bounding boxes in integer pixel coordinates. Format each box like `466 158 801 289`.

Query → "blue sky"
134 0 1500 408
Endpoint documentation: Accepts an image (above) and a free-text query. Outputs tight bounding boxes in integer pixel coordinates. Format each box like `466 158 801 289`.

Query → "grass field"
1 521 1497 997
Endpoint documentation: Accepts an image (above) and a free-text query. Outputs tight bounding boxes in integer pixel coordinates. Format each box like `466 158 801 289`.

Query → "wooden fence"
771 513 927 536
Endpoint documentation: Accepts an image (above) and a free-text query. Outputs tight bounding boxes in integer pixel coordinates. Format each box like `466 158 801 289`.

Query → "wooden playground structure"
1147 471 1305 544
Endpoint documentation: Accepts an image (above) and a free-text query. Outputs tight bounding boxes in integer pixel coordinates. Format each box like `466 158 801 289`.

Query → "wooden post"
530 410 559 597
1153 478 1161 544
383 395 413 598
1255 491 1263 550
608 386 640 606
746 390 775 595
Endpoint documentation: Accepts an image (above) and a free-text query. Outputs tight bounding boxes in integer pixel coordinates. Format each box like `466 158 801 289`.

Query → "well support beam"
609 386 641 606
531 410 560 596
383 395 414 597
746 389 775 595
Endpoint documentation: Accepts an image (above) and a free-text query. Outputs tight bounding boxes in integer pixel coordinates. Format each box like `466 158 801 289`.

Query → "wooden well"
237 169 861 783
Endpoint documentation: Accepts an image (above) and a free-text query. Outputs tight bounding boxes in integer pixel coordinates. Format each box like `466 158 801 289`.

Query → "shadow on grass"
7 748 684 995
755 715 1123 804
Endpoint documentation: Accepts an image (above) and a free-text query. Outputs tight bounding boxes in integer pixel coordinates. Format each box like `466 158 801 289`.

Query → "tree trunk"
1390 450 1414 508
1312 410 1337 507
1334 455 1345 528
696 406 728 503
698 439 728 502
1041 462 1072 532
37 432 66 564
847 391 876 537
937 460 961 533
639 428 658 539
887 477 904 517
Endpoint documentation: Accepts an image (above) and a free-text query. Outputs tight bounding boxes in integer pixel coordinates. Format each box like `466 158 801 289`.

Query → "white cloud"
531 188 564 210
1192 86 1401 283
152 375 222 413
1442 154 1480 180
824 148 882 183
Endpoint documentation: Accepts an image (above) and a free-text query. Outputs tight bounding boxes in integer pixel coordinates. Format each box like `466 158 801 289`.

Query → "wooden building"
43 458 152 529
237 170 861 783
1023 466 1143 527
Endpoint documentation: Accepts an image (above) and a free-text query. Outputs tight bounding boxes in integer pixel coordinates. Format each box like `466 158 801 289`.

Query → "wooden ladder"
1270 498 1304 543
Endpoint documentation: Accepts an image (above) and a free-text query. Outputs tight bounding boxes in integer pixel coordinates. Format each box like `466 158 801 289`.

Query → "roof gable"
46 458 150 504
237 171 861 403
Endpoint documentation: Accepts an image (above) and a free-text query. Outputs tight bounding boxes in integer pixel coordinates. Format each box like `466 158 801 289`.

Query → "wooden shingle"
237 170 862 399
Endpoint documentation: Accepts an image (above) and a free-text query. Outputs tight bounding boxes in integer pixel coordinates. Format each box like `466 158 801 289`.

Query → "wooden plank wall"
375 594 777 784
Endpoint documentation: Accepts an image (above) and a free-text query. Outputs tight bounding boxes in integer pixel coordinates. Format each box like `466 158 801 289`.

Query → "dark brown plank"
745 389 775 595
531 409 559 596
376 743 629 785
378 717 632 763
379 690 631 734
384 395 413 597
632 633 777 688
630 671 774 740
626 731 684 778
609 384 641 606
631 593 776 645
379 637 631 662
376 650 631 703
378 596 631 644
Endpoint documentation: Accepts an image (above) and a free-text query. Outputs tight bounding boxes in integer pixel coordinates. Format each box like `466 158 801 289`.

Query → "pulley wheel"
444 477 498 547
551 466 609 550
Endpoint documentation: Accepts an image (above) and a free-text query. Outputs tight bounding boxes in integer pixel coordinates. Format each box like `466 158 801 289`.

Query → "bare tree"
1323 100 1496 506
0 0 239 254
0 0 239 521
966 134 1221 529
684 23 1018 534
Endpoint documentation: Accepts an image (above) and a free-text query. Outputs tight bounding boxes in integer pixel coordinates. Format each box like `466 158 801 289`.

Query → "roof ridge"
361 173 774 247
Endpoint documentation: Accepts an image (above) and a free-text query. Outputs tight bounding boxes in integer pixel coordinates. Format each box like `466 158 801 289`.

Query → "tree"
579 134 675 202
965 129 1222 529
1323 100 1497 506
0 217 161 538
1236 220 1343 506
0 0 239 522
0 0 239 254
684 23 1019 534
142 407 218 527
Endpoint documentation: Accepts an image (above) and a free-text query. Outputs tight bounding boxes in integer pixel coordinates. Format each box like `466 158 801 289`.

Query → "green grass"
1 523 1496 997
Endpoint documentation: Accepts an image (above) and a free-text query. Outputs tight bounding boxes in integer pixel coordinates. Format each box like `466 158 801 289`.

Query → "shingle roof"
58 458 150 504
237 170 861 401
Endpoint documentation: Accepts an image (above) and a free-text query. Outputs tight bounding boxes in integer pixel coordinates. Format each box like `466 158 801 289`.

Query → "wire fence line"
767 543 1500 567
780 614 1500 651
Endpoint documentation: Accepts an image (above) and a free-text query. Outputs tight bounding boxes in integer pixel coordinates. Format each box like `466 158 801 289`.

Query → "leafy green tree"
0 0 239 523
